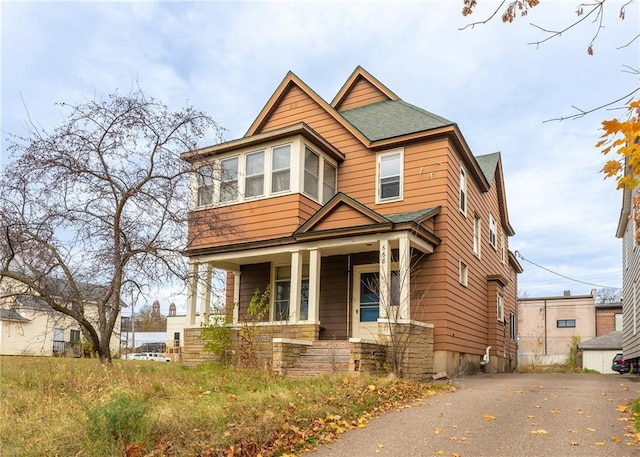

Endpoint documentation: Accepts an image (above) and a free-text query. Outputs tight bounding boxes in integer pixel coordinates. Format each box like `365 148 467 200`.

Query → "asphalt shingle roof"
385 208 439 224
340 100 454 142
578 331 623 350
475 152 500 184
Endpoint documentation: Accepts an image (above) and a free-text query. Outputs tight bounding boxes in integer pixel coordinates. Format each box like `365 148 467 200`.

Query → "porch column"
201 263 213 323
399 233 411 320
290 250 303 321
186 261 199 326
379 239 391 319
232 271 241 325
308 248 321 323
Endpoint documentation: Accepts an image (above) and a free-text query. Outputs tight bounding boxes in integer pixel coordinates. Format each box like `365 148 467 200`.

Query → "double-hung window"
304 148 320 199
377 150 402 202
473 215 481 257
489 214 497 248
219 157 238 203
272 145 291 193
323 162 337 204
497 295 504 322
459 168 467 215
197 164 215 206
245 151 265 198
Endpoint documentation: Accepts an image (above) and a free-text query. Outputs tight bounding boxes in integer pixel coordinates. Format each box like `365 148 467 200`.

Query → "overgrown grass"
0 356 453 456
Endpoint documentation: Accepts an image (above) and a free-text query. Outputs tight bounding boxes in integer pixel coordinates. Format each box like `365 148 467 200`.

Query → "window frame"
322 160 337 204
459 167 467 216
459 261 468 287
219 156 239 203
271 144 291 194
489 214 497 249
244 150 265 199
273 264 291 321
556 319 576 328
497 294 504 322
473 214 481 257
196 163 216 207
376 149 403 204
303 147 320 199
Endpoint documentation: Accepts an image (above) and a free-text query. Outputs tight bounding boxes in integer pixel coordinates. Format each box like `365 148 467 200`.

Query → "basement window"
556 319 576 328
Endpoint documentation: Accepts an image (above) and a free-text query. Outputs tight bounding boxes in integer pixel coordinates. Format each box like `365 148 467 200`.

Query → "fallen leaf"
531 429 548 434
595 442 605 446
569 429 578 434
617 405 628 412
612 435 622 443
434 428 442 434
527 415 535 419
483 413 496 421
435 451 445 456
570 441 579 446
450 436 457 441
358 423 366 429
587 428 596 432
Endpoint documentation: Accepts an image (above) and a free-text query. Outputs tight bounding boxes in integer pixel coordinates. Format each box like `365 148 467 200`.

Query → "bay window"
219 157 238 203
323 162 337 204
304 148 320 199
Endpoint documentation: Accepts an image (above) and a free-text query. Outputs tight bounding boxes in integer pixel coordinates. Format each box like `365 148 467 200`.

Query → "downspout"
346 254 352 337
544 299 547 356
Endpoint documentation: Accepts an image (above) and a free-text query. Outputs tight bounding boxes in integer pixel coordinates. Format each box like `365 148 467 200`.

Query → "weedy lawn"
1 356 453 456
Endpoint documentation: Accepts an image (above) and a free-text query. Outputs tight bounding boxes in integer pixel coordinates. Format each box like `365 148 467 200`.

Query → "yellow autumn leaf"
435 451 445 456
616 405 628 412
358 423 366 428
483 413 496 421
595 442 605 446
587 427 596 432
434 427 442 434
531 429 548 434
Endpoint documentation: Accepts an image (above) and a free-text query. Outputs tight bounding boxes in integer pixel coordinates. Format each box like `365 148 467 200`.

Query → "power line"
514 250 621 290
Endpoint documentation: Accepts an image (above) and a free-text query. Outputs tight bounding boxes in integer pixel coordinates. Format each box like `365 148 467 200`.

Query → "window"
510 312 517 340
377 150 402 202
304 148 320 198
459 168 467 214
497 295 504 322
489 214 497 248
272 144 291 193
556 319 576 328
615 313 623 331
245 151 265 198
219 157 238 203
360 272 380 322
301 264 309 320
473 215 481 256
70 329 81 342
197 164 215 206
322 161 337 204
459 261 468 287
274 265 291 320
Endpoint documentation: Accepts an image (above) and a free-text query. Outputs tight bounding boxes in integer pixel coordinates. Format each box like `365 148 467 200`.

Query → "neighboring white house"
0 277 121 357
616 180 640 370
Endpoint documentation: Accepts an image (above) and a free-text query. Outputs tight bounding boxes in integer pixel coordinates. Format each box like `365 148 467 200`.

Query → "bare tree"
0 89 223 363
596 287 622 305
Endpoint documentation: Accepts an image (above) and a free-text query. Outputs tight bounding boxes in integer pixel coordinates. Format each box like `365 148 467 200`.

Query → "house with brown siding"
181 67 522 377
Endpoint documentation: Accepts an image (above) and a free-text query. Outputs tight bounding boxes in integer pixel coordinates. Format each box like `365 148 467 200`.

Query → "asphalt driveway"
305 373 640 457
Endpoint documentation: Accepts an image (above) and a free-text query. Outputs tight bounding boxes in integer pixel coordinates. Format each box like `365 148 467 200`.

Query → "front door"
352 265 380 339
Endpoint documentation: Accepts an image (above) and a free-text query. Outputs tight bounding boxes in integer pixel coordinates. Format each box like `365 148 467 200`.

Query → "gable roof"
294 193 441 247
0 308 30 323
331 66 398 110
341 100 453 142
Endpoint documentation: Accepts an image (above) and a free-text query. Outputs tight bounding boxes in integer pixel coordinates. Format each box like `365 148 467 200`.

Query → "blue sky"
2 1 639 311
